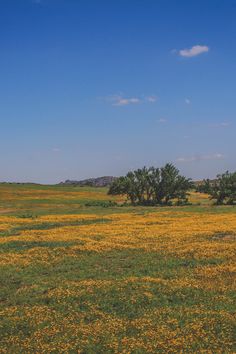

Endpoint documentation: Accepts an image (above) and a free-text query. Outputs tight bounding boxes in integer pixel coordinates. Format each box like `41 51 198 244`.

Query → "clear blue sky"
0 0 235 183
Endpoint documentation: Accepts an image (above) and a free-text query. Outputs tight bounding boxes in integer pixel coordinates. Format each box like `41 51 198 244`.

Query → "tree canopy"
108 163 193 206
201 171 236 205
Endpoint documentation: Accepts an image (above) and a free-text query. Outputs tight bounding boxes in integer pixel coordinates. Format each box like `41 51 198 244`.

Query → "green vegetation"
0 218 110 238
108 163 193 205
199 171 236 205
0 183 235 352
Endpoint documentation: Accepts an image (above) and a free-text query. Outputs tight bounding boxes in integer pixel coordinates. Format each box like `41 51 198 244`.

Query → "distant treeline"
108 164 236 206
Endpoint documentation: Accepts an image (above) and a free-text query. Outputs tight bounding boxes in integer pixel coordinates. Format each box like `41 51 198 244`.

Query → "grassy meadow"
0 183 235 353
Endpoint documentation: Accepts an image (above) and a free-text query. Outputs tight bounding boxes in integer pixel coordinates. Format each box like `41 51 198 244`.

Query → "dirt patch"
211 231 236 241
0 209 15 214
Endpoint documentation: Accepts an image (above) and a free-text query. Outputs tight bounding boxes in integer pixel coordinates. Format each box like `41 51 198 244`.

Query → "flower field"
0 184 235 353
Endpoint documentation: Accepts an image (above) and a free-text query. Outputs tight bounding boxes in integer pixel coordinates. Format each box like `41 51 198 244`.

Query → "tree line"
108 163 193 206
108 164 236 206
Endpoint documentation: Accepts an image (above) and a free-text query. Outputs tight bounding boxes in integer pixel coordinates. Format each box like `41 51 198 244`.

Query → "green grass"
0 218 110 237
0 250 230 309
0 249 234 353
0 182 235 217
0 183 235 352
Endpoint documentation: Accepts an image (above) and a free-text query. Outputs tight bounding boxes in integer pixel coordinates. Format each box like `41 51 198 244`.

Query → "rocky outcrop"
60 176 116 187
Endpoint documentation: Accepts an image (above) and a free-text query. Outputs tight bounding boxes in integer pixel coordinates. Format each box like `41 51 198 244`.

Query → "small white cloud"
176 153 224 163
158 118 167 123
179 45 209 58
185 98 191 105
105 94 160 106
108 95 140 106
214 153 224 159
115 97 140 106
209 122 230 128
146 95 158 103
52 148 61 153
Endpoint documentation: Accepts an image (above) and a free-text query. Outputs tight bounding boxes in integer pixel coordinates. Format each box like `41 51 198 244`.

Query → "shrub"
84 200 118 208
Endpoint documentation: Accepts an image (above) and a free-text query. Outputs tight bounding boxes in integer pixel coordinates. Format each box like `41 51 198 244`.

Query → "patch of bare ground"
211 231 236 241
0 209 15 214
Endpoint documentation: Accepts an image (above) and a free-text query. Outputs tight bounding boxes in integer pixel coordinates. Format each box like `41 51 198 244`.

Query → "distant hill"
194 179 218 186
59 176 117 187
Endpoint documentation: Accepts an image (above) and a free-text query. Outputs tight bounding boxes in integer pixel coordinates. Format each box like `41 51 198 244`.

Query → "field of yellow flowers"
0 184 235 353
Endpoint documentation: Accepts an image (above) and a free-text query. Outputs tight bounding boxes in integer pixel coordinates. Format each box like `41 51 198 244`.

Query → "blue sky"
0 0 235 183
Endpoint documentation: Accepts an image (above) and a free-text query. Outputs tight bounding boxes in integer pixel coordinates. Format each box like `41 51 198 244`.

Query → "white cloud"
146 95 158 103
52 148 61 153
108 95 140 106
209 122 230 128
179 45 209 58
115 97 140 106
158 118 167 123
105 94 159 106
176 153 224 163
185 98 191 105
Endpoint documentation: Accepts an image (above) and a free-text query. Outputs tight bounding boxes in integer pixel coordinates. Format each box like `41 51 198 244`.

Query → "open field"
0 184 235 353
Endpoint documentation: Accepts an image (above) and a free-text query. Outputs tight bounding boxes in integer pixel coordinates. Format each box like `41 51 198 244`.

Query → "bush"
84 200 118 208
17 212 38 219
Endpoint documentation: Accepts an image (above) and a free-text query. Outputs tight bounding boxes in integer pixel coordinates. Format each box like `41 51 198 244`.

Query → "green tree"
197 179 211 194
209 171 236 205
107 176 128 196
157 164 193 205
108 163 193 206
